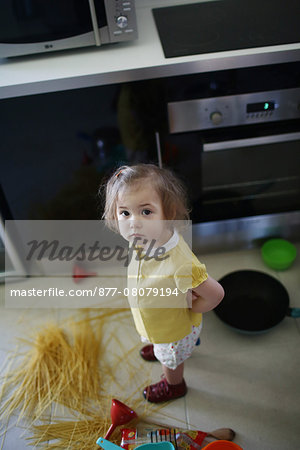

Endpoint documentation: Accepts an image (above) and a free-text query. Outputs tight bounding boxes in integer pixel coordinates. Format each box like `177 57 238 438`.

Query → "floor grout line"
183 396 190 430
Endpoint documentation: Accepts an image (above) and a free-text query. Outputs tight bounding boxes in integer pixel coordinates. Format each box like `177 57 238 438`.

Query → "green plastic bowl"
261 239 297 270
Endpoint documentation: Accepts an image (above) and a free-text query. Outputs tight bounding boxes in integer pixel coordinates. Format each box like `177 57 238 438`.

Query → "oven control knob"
116 15 128 28
210 111 223 125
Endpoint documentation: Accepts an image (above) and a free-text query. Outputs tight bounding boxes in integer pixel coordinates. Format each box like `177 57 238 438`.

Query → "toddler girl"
102 163 224 403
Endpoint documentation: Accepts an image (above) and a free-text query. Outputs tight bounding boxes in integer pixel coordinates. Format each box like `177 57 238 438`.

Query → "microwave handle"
88 0 101 46
203 131 300 152
155 131 163 168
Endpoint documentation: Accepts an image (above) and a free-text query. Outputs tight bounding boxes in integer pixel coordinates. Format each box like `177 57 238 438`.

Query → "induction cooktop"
152 0 300 58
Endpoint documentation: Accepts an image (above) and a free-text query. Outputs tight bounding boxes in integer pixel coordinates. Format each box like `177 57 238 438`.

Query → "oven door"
160 121 300 223
200 126 300 222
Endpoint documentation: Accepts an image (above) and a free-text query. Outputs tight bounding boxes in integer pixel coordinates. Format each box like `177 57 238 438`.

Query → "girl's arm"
188 275 224 313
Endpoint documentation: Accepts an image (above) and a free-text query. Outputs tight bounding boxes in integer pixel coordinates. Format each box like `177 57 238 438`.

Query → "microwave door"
0 0 100 57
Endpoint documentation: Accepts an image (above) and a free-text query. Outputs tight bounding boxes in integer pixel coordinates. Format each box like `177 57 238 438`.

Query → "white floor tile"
198 247 279 281
276 243 300 308
0 308 59 352
184 339 300 450
0 417 31 450
0 243 299 449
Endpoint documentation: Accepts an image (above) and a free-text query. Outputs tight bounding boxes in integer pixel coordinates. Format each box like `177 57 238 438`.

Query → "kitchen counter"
1 0 300 99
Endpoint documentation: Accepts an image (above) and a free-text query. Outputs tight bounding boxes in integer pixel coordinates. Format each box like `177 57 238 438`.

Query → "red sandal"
143 377 187 403
140 344 157 362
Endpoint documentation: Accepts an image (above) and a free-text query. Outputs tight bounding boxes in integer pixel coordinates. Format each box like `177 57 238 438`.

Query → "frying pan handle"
287 307 300 318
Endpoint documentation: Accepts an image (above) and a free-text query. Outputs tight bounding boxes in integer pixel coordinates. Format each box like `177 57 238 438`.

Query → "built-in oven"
166 87 300 224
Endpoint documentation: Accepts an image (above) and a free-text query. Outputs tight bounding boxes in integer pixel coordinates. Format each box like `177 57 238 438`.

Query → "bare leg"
162 362 184 384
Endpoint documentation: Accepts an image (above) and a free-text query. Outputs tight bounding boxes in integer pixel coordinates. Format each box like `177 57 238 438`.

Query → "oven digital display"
247 101 275 113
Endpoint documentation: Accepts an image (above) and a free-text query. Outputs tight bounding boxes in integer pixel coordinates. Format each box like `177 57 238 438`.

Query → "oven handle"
203 132 300 152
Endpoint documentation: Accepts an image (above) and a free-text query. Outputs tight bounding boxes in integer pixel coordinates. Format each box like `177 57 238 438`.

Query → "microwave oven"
0 0 138 58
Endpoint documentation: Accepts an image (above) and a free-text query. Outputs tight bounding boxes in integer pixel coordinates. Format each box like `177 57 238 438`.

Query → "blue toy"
97 437 175 450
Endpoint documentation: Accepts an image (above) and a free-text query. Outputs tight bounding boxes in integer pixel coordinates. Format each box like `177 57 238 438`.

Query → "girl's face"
116 181 172 248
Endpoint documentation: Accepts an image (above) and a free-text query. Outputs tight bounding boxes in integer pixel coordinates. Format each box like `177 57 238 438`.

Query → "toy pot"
202 440 243 449
104 399 137 440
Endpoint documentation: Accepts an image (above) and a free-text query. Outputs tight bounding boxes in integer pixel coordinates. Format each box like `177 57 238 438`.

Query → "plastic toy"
97 437 174 450
104 399 137 440
72 264 97 282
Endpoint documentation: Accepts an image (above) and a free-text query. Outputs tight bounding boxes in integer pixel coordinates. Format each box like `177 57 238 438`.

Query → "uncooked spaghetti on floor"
0 308 164 449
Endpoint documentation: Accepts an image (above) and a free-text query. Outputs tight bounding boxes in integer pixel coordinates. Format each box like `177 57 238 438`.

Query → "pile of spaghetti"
0 309 157 449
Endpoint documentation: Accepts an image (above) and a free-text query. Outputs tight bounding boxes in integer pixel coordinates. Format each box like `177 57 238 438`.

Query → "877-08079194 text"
98 287 179 297
8 287 180 298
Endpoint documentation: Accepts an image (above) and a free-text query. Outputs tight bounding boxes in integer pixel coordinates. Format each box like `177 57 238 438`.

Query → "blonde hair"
100 164 190 233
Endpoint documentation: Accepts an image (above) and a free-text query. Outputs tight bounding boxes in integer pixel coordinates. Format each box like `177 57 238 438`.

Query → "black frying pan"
214 270 300 334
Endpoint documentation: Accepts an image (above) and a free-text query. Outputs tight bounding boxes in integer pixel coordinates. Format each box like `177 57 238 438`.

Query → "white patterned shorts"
142 322 203 370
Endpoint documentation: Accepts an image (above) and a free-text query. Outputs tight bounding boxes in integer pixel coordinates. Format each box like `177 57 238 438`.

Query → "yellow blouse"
127 231 208 343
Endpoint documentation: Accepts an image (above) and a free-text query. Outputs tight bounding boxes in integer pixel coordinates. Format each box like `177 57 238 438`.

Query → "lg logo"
44 44 53 49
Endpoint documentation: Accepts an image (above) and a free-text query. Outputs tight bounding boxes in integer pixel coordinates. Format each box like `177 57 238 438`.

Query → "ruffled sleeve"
174 260 208 293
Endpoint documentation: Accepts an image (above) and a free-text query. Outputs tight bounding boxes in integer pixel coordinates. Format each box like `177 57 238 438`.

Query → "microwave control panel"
168 88 300 132
104 0 138 42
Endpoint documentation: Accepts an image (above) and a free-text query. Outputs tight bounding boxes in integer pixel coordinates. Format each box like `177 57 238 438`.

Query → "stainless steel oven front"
165 87 300 225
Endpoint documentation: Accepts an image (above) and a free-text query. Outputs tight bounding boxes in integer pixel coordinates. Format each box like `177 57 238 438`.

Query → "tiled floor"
0 243 299 449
